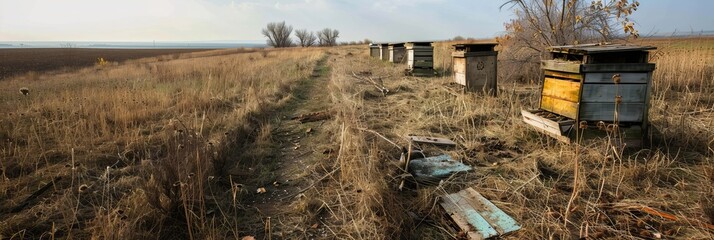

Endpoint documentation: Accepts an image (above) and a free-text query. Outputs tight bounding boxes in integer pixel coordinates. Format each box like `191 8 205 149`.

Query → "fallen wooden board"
408 136 457 146
440 187 521 239
10 176 62 213
612 203 714 232
520 109 572 143
409 154 471 180
291 111 331 123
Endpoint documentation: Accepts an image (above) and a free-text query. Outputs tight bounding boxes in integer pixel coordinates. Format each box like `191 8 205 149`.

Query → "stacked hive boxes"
388 43 406 63
452 43 498 96
369 43 380 58
379 43 390 61
521 43 656 146
406 42 434 76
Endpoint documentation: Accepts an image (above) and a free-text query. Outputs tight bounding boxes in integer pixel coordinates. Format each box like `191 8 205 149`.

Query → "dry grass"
319 37 713 239
0 48 324 238
1 36 712 240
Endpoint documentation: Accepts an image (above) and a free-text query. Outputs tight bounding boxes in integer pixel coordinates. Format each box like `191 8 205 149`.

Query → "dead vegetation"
0 48 323 238
0 36 712 239
316 37 713 239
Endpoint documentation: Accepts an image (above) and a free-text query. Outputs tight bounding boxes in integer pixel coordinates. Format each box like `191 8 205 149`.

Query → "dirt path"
235 54 338 238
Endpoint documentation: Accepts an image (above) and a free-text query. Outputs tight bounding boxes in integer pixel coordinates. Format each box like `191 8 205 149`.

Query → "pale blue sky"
0 0 712 42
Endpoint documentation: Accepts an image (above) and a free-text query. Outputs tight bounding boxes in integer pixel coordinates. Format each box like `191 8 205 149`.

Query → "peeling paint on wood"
440 187 521 239
452 43 498 95
405 42 434 76
409 154 471 180
540 95 578 119
408 136 457 146
542 77 580 102
524 43 656 146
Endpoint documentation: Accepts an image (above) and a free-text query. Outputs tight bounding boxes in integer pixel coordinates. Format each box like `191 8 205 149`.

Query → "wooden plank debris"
351 72 389 96
291 111 331 123
408 136 457 147
408 154 472 181
10 176 62 213
520 109 572 143
440 187 521 239
611 203 714 232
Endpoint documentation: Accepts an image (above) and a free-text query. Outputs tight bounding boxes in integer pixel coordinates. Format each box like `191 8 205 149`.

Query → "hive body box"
521 43 656 146
389 43 406 63
369 44 380 58
406 42 434 76
379 43 390 61
452 43 498 96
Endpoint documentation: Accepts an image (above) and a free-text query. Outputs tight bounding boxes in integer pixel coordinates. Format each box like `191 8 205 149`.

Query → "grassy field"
319 37 713 239
0 37 712 239
0 47 324 238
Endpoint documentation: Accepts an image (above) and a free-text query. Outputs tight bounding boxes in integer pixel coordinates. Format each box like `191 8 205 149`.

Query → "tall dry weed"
0 48 323 238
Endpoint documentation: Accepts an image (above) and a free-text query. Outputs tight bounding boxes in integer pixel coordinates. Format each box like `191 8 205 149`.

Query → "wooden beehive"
389 43 406 63
369 43 380 58
379 43 390 61
452 43 498 96
521 43 656 147
406 42 434 76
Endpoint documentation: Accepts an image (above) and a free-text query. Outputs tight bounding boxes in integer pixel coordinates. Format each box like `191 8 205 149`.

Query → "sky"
0 0 713 43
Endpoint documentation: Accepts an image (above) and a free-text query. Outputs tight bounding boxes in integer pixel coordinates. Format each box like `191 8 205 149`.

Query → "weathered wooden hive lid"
453 43 498 52
406 41 433 47
388 42 405 47
548 43 656 55
379 43 390 47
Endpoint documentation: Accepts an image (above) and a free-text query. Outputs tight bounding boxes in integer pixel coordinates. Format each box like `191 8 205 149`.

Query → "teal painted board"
409 154 472 179
464 188 522 235
579 102 645 122
441 193 499 239
440 187 521 239
583 72 649 83
580 84 647 103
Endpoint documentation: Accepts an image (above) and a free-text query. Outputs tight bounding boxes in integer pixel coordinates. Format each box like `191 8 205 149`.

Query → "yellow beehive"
522 43 656 147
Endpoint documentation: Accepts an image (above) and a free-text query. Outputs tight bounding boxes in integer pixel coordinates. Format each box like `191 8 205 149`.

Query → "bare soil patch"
0 48 214 80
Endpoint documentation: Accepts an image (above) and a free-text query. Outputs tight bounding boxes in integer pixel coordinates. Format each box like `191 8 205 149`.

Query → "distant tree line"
262 21 347 48
338 39 372 46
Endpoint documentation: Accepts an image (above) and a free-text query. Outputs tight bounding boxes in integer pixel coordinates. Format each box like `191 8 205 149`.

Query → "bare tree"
261 21 293 48
295 29 317 47
317 28 340 46
496 1 641 84
363 38 372 44
500 0 641 53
